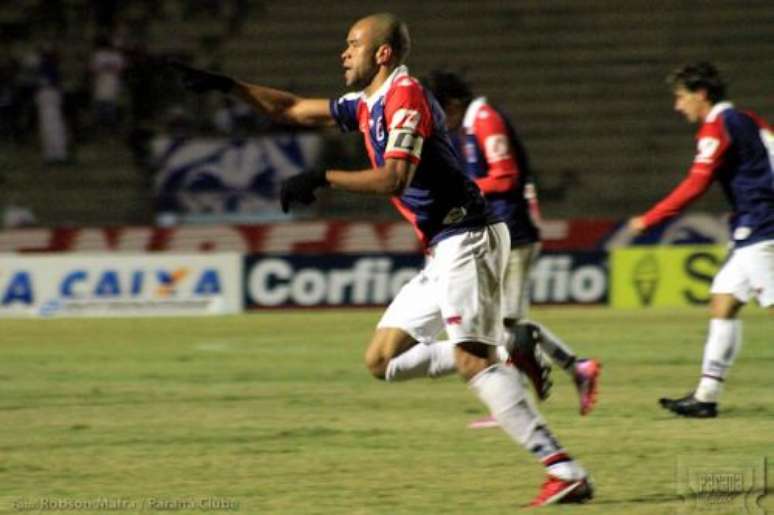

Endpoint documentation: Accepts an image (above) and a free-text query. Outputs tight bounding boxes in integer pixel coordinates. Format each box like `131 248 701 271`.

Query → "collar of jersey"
463 96 488 131
706 101 733 122
362 65 409 109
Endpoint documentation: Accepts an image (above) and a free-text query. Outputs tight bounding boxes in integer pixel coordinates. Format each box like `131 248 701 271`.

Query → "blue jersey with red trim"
643 102 774 247
329 66 495 248
457 97 539 247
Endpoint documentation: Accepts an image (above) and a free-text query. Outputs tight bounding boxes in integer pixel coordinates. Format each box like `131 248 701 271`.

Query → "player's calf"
505 322 553 400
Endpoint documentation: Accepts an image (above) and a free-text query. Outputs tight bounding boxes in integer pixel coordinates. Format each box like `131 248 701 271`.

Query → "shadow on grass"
588 492 682 505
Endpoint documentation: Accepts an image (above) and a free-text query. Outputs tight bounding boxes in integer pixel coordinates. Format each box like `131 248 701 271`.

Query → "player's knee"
363 348 388 380
709 293 744 319
455 342 494 381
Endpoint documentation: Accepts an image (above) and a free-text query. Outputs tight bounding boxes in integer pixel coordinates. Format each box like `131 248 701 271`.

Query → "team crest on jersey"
484 134 510 161
695 137 720 164
375 116 385 141
442 206 467 225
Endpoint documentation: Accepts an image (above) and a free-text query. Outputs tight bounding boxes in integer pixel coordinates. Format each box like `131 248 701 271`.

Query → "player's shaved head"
356 13 411 64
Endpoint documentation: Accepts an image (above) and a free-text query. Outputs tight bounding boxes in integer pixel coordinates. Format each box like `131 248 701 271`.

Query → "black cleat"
659 393 717 418
505 322 553 401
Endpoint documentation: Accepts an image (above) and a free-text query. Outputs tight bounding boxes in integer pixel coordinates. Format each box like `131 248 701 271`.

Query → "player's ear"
375 44 392 66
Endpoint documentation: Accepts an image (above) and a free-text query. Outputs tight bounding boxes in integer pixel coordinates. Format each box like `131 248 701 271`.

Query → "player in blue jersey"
170 13 593 505
419 71 602 425
629 62 774 418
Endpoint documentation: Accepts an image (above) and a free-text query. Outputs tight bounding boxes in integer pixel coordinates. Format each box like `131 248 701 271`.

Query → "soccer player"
416 71 601 425
629 62 774 418
171 13 592 506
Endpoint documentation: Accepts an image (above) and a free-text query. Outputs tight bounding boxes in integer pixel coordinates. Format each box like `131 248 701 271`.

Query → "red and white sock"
469 364 585 478
543 452 586 481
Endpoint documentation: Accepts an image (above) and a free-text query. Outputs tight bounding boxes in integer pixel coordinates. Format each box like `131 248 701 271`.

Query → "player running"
629 62 774 418
171 12 592 506
417 71 601 426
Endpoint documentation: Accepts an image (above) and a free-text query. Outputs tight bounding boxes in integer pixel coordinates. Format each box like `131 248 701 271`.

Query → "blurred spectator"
35 46 70 164
2 201 36 228
15 43 40 143
90 35 126 132
0 47 20 141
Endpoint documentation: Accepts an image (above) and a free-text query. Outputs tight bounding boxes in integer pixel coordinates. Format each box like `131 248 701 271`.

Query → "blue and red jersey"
329 66 495 248
642 102 774 248
456 97 540 247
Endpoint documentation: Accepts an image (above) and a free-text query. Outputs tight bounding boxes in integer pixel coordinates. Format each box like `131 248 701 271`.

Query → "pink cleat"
574 359 601 416
467 415 499 429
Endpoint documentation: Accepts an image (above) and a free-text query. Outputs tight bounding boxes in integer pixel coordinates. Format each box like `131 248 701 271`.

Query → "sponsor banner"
244 251 608 308
152 133 322 216
530 251 608 305
245 254 421 308
611 245 726 308
0 219 622 254
0 254 243 318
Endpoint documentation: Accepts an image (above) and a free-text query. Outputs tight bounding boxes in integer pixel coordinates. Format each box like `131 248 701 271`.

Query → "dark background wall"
1 0 772 225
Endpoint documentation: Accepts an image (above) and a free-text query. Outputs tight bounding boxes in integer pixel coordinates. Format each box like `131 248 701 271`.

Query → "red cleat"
574 359 601 416
529 475 593 507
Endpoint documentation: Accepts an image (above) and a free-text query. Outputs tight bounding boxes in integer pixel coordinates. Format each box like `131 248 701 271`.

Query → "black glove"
280 169 329 213
167 60 235 94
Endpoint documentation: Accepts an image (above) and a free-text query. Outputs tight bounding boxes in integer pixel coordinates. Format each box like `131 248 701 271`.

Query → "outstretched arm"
628 169 714 233
235 82 335 128
630 123 729 233
169 61 335 127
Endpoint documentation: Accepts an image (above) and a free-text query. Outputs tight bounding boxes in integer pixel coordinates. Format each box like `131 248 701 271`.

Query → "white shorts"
711 239 774 307
378 223 510 346
502 241 541 321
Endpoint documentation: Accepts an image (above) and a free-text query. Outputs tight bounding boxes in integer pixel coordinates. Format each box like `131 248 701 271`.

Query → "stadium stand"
1 0 772 226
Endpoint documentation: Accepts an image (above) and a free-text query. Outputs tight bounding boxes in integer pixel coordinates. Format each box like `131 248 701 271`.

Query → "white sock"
695 319 742 403
468 364 585 480
384 340 457 381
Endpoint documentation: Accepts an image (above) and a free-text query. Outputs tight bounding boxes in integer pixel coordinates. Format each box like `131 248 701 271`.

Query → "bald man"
170 13 593 506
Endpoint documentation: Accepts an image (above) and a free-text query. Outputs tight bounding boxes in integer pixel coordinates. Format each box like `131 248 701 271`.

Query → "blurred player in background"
413 71 601 426
171 12 593 506
629 62 774 418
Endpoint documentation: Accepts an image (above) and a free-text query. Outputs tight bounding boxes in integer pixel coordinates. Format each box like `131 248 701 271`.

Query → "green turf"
1 306 772 514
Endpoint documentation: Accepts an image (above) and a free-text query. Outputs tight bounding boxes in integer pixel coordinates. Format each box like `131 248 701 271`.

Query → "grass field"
1 306 772 514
